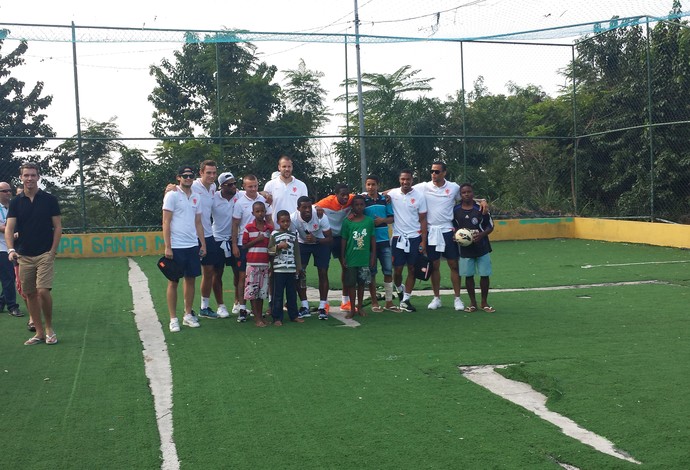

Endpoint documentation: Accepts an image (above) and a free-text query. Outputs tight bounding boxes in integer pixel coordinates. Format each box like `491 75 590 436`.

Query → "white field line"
581 260 690 269
128 258 179 470
460 365 641 465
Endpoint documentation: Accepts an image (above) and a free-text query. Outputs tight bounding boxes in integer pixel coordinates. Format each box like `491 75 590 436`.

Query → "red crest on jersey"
292 187 297 193
192 198 198 204
313 224 318 230
411 198 416 204
445 189 450 194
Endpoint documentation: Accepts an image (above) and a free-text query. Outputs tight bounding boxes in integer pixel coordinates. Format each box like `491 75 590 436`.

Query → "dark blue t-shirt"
453 202 493 258
7 190 61 256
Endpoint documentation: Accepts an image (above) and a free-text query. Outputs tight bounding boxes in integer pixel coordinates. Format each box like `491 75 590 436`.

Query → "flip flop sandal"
482 306 496 313
46 333 58 345
383 306 402 312
371 306 384 313
27 321 36 332
24 336 45 346
464 306 477 312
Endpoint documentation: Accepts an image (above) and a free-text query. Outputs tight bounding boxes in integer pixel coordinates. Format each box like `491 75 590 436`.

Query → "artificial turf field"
1 239 689 469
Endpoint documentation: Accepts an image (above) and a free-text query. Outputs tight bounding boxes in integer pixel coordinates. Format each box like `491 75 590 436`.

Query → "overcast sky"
0 0 681 150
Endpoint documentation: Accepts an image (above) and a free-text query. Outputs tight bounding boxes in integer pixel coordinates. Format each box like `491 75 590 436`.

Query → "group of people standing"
162 155 495 332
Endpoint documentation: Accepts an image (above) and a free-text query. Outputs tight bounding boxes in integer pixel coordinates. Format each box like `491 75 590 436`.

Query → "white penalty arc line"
581 260 690 269
488 280 667 293
460 365 641 465
128 258 180 470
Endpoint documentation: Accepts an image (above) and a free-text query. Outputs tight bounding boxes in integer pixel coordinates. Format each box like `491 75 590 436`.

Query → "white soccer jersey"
212 190 242 242
414 180 460 232
0 203 8 251
290 210 331 244
264 176 308 224
232 193 271 246
192 178 216 238
162 188 202 249
388 187 427 238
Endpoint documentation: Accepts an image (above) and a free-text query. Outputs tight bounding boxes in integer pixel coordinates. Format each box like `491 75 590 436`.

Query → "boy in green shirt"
341 195 376 319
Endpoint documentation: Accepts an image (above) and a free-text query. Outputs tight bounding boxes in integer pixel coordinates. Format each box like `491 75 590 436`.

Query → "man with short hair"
211 172 240 318
5 163 62 345
388 169 427 312
263 155 308 225
414 161 465 311
291 195 333 319
0 181 22 318
315 183 354 312
162 165 207 332
232 174 271 321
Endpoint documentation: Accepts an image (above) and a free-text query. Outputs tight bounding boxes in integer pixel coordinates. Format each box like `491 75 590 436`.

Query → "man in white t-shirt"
262 155 308 225
211 171 240 318
291 195 333 319
414 161 465 311
388 169 427 312
162 165 207 332
231 174 271 320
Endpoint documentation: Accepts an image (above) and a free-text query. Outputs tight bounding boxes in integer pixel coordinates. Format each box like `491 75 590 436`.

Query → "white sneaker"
454 297 465 311
169 318 180 332
427 297 442 310
231 304 241 315
217 305 230 318
183 313 200 328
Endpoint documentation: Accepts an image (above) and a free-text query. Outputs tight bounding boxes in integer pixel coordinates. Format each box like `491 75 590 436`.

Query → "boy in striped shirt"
268 210 304 325
241 201 273 327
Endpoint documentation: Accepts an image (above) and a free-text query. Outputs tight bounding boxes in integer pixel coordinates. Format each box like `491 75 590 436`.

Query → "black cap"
177 164 195 176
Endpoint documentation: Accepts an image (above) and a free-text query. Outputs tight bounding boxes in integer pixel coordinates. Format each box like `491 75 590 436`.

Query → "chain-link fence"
1 16 689 232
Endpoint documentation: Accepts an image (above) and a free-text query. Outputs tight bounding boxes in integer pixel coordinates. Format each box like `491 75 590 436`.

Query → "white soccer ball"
454 228 473 247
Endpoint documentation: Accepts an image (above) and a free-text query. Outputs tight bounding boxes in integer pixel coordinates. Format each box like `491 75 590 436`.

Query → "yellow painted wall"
56 218 690 258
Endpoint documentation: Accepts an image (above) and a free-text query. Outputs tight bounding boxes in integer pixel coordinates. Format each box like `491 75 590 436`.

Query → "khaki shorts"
18 251 55 294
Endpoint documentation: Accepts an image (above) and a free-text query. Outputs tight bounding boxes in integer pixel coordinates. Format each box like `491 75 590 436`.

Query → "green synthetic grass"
2 239 689 469
0 258 160 469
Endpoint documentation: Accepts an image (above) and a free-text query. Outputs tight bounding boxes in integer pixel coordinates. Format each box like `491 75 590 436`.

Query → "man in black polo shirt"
5 162 62 346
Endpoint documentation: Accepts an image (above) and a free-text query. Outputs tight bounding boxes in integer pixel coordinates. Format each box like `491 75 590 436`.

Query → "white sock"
302 300 309 308
319 300 327 309
201 297 209 309
403 293 411 302
342 295 350 304
384 282 393 302
398 285 405 295
240 304 246 311
218 303 226 310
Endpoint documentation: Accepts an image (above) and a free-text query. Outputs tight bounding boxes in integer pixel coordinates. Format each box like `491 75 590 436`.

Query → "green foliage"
0 40 54 184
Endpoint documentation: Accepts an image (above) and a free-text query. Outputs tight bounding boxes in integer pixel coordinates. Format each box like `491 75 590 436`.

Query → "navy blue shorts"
427 231 459 261
300 242 330 269
391 236 421 267
201 236 222 266
235 248 248 272
330 236 343 259
172 246 201 278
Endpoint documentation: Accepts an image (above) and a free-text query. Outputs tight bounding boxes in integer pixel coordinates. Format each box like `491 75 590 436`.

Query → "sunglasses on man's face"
179 174 195 179
430 169 442 174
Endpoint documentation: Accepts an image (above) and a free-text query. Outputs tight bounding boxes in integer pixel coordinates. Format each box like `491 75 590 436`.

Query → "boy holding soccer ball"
453 183 495 313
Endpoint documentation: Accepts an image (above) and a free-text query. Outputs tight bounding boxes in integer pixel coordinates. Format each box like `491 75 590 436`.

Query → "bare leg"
37 288 53 335
318 268 329 305
447 258 461 297
212 265 225 304
345 285 356 319
25 292 44 339
465 276 478 309
166 280 179 318
200 265 214 298
479 276 490 308
183 277 195 314
430 259 442 297
404 265 416 296
369 274 380 308
356 284 366 316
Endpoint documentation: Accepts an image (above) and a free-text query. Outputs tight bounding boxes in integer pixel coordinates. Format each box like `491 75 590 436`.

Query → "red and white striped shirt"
242 220 273 266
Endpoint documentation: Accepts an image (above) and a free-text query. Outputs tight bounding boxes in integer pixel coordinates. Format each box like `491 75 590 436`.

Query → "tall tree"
0 40 54 183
